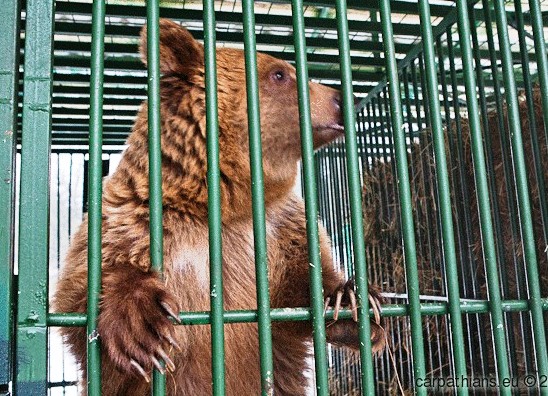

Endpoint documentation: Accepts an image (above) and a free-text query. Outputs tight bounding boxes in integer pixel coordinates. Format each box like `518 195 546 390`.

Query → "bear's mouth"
315 123 345 135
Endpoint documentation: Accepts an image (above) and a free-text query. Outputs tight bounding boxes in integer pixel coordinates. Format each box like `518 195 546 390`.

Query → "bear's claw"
368 290 382 326
130 359 151 383
324 277 383 326
164 333 182 351
157 347 176 372
151 356 166 375
160 300 182 324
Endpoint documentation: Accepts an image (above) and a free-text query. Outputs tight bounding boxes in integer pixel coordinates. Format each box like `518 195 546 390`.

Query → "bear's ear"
140 19 204 76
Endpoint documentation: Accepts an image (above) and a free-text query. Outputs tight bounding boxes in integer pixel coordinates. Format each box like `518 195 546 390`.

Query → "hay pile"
364 88 548 392
364 89 548 298
330 88 548 395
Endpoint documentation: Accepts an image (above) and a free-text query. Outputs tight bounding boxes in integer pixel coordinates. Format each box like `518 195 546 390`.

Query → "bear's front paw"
324 278 386 353
98 269 181 382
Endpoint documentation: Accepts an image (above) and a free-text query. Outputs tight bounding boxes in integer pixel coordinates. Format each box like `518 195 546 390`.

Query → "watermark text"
415 374 548 391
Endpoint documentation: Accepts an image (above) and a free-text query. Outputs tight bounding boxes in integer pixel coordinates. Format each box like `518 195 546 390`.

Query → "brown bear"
53 19 384 396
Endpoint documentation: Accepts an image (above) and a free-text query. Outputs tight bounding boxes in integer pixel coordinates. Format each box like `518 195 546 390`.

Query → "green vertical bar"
448 31 491 378
334 1 377 394
492 0 548 387
480 2 523 330
377 2 427 393
416 0 468 392
399 74 425 384
514 0 548 267
146 0 166 394
469 5 519 375
203 1 226 395
0 0 21 389
146 0 163 289
454 0 511 392
512 0 542 376
438 35 481 379
289 2 329 394
528 0 548 147
15 0 55 394
241 1 274 394
87 0 106 394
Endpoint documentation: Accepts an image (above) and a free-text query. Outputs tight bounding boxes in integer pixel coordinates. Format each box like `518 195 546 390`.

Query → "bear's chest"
167 220 269 309
170 243 211 290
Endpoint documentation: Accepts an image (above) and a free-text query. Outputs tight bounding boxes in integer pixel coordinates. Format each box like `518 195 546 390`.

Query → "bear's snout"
330 92 360 130
332 93 342 112
331 92 361 115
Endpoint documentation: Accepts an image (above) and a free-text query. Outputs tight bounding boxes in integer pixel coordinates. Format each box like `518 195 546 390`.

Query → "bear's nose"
333 94 360 112
333 94 342 112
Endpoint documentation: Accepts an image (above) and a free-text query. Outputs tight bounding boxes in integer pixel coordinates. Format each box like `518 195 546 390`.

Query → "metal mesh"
2 0 548 395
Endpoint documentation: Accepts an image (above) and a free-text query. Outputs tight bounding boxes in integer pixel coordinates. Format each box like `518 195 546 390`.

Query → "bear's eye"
272 70 286 82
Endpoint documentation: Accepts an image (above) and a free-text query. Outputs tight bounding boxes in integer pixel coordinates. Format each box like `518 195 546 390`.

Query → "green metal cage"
1 0 548 395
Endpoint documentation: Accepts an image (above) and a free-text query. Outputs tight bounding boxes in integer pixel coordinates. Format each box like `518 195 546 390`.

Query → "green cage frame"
1 0 548 394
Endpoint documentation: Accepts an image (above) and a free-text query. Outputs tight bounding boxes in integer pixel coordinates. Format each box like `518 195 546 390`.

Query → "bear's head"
138 19 347 212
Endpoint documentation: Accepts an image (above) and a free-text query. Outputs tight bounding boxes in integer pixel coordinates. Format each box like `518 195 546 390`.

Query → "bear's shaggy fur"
54 19 384 395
